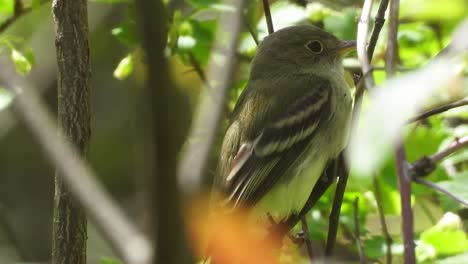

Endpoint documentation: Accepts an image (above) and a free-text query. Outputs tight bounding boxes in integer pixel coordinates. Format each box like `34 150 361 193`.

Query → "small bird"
212 25 355 225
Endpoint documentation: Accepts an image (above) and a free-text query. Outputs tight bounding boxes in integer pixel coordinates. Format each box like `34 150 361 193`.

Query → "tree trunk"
51 0 91 263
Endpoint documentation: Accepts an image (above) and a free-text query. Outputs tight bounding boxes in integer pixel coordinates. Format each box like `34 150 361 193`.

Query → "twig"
432 136 468 163
387 0 416 262
300 216 315 262
188 52 207 83
325 156 348 256
325 0 391 256
357 0 375 89
262 0 274 34
0 58 152 264
353 197 366 264
373 177 392 264
178 0 247 195
411 136 468 177
413 177 468 207
406 99 468 124
367 0 390 59
393 139 415 264
0 0 49 34
244 17 259 45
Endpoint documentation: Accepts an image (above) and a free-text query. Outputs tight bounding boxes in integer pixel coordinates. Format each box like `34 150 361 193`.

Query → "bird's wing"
218 79 333 209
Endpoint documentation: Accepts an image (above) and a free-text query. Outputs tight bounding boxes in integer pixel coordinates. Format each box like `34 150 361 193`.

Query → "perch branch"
262 0 274 34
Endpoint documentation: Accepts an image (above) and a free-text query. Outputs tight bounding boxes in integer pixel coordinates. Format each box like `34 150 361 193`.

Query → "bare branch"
357 0 375 89
373 177 392 264
413 177 468 207
411 136 468 177
406 99 468 124
244 17 259 45
386 0 416 262
0 0 49 34
178 0 247 195
367 0 390 59
325 156 348 256
300 216 315 262
432 136 468 163
326 0 390 256
0 59 152 264
353 197 366 264
262 0 274 34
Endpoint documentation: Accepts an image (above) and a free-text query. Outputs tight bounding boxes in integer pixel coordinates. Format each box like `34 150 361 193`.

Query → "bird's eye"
306 40 323 53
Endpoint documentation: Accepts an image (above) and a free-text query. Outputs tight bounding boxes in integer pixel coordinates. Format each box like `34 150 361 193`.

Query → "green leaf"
400 0 468 22
323 8 359 40
111 20 138 47
175 19 216 66
113 53 134 80
0 86 13 111
363 236 387 259
421 212 468 256
10 49 32 76
100 257 123 264
0 0 13 15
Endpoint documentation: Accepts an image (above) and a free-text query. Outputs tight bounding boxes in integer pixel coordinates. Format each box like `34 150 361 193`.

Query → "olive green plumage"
213 25 355 221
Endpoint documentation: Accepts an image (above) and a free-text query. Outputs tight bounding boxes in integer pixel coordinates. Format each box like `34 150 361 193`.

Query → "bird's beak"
336 40 357 56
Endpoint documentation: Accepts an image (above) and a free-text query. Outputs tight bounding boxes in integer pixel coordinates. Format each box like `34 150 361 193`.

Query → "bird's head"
250 25 356 80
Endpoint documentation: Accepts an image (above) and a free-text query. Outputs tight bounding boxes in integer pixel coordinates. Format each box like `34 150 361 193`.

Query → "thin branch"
413 177 468 207
244 17 259 45
188 52 207 83
262 0 274 34
386 0 415 263
300 216 315 262
432 136 468 163
325 0 391 256
357 0 375 89
406 99 468 124
353 197 366 264
325 156 348 256
373 177 392 264
0 0 49 34
411 136 468 177
0 58 152 264
367 0 390 59
393 139 415 264
178 0 247 195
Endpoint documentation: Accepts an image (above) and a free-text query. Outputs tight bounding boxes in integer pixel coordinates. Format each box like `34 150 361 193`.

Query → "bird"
211 25 355 227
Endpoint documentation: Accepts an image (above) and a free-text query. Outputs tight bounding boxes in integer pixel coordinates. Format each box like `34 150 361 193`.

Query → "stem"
367 0 390 59
373 177 393 264
406 99 468 124
413 177 468 207
262 0 274 34
325 157 348 256
0 0 49 34
386 0 416 262
301 216 315 262
353 197 366 264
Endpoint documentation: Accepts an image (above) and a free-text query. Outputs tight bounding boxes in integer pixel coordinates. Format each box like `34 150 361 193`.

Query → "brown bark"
51 0 91 263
